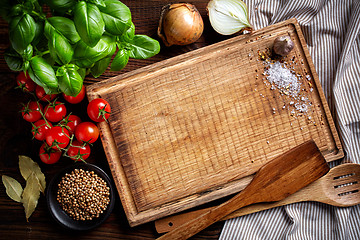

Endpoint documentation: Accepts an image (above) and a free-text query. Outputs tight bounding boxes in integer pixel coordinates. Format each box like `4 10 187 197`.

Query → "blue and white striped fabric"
220 0 360 239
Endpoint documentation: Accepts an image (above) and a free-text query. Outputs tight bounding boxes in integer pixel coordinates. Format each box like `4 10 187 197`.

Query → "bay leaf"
2 175 23 203
22 172 41 222
19 155 46 193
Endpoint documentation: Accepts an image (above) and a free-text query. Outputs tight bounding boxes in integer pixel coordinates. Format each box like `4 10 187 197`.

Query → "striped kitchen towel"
220 0 360 239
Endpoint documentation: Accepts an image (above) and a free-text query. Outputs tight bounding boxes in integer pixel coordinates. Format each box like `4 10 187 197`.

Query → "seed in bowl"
56 168 110 221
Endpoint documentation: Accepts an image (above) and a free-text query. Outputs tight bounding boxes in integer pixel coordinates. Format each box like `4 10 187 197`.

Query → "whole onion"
158 3 204 47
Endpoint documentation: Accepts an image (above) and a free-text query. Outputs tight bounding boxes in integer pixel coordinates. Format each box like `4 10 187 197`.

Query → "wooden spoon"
156 163 360 233
156 140 329 240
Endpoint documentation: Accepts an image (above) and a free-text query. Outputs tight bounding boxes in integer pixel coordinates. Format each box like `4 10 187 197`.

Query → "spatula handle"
156 189 255 240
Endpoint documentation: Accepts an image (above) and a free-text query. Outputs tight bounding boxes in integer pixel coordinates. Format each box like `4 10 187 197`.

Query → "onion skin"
158 3 204 47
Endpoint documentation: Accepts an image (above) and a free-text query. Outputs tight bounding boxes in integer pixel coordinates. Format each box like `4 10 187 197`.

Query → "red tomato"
66 140 91 161
39 142 61 164
63 85 86 104
60 114 82 134
21 101 43 122
32 119 52 141
46 126 70 149
44 101 67 122
16 71 36 92
75 122 99 144
87 98 111 122
35 85 57 102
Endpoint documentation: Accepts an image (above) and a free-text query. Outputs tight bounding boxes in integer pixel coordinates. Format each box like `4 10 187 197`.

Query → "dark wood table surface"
0 1 242 239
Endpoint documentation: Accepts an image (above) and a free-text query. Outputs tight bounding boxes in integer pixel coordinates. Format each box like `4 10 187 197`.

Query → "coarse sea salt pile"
264 61 311 115
265 61 300 98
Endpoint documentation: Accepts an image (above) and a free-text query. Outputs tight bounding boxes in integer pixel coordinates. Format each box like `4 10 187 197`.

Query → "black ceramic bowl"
46 163 115 231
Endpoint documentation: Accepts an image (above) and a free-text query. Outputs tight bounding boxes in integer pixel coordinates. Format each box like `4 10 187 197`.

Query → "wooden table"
0 1 230 239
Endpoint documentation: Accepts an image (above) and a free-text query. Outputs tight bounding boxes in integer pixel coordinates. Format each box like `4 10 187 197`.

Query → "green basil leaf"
32 20 44 46
9 4 24 19
56 64 83 96
102 34 117 56
47 40 64 65
128 35 160 59
4 47 23 71
44 0 76 14
98 0 131 36
22 44 33 61
28 56 58 92
88 0 106 8
23 61 30 72
46 17 80 44
91 56 111 77
119 22 135 42
77 68 87 79
110 48 129 71
45 21 74 65
9 14 36 54
74 1 104 47
73 38 110 68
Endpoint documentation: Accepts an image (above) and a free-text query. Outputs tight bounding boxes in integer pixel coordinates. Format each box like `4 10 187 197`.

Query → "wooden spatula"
156 163 360 233
156 140 329 240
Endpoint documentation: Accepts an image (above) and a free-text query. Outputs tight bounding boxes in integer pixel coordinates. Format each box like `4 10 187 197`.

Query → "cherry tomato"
87 98 111 122
60 114 82 134
75 122 99 144
63 85 86 104
44 101 67 122
16 71 36 92
67 140 91 161
46 126 70 149
39 142 61 164
21 101 43 122
35 85 57 102
32 119 52 141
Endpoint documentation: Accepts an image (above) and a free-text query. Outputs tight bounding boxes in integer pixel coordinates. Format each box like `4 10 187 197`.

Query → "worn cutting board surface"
87 19 343 226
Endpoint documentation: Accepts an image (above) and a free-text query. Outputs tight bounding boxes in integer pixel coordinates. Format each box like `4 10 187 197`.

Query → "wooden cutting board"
86 18 343 227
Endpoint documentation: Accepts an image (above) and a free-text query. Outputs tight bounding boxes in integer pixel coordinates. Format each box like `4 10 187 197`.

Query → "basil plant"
1 0 160 96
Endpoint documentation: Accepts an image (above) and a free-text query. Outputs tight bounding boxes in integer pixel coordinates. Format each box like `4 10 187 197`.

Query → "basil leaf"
98 0 131 36
56 64 83 96
128 35 160 59
74 1 104 47
4 47 23 71
102 34 117 56
91 56 111 77
9 4 24 19
77 68 87 80
28 56 58 92
88 0 106 8
32 20 44 46
44 0 76 14
110 48 129 71
22 44 33 61
73 38 110 68
46 17 80 44
45 21 74 64
119 22 135 42
48 40 64 65
9 14 36 54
